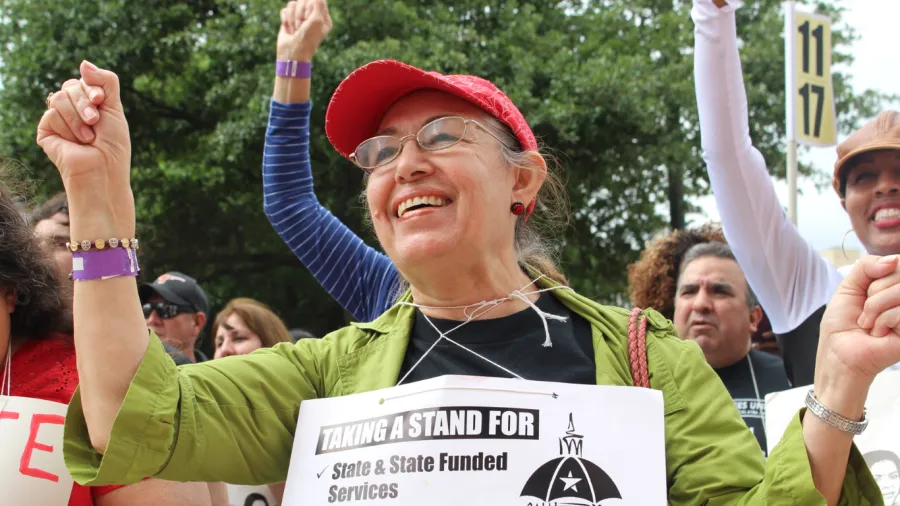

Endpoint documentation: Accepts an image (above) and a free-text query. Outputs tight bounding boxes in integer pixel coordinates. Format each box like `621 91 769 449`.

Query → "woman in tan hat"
33 0 898 503
693 0 900 387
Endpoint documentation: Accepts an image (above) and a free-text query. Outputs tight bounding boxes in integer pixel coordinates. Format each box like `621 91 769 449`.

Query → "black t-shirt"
715 348 791 455
776 304 825 387
398 294 596 385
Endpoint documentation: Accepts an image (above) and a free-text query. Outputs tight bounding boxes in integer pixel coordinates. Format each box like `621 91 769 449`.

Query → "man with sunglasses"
139 271 210 364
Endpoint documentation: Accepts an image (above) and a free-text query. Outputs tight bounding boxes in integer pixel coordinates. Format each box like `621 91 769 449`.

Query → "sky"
688 0 900 254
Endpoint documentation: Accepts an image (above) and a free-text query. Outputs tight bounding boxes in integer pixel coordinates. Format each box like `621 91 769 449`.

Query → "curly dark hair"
627 223 726 320
0 166 67 340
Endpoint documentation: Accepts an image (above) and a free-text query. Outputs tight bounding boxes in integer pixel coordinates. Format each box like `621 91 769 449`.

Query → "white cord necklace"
395 275 572 386
746 351 762 403
746 350 768 442
0 341 12 412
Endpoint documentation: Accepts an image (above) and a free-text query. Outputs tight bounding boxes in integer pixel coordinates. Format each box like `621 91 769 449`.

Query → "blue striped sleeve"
262 100 400 322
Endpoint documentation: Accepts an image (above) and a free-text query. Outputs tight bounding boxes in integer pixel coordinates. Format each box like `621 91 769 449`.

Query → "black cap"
139 271 209 316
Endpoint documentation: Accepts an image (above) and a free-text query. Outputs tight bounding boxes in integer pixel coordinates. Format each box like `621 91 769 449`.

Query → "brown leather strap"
628 308 650 388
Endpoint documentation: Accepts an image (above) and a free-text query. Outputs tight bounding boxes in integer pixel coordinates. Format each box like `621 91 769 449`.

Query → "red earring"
510 202 526 216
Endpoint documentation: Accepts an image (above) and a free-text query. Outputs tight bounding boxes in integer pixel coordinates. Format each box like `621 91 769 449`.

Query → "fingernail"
89 89 101 102
82 60 98 71
878 255 899 264
80 125 94 141
84 108 97 121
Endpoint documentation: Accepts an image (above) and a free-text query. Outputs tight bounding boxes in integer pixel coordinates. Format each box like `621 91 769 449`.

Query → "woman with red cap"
693 0 900 387
37 0 897 504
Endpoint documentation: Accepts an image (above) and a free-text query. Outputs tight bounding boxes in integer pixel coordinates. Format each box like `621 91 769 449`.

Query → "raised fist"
37 61 134 238
816 255 900 396
277 0 333 62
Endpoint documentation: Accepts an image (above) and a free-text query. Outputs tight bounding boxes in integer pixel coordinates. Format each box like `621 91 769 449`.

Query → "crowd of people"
1 0 899 504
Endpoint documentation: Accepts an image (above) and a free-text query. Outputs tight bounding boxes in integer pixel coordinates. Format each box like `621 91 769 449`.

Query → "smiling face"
364 90 519 270
843 149 900 255
871 460 900 505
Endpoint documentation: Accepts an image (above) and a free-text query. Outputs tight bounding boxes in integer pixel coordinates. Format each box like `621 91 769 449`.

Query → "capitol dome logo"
520 414 621 505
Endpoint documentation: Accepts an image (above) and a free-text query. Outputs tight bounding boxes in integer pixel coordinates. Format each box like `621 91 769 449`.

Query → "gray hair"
480 115 570 284
678 241 759 308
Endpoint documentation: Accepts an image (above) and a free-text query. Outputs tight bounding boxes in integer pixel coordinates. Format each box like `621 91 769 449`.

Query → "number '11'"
798 21 824 76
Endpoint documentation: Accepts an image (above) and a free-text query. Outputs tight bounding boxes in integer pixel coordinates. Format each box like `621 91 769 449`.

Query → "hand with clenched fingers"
37 60 134 239
278 0 332 62
814 255 900 417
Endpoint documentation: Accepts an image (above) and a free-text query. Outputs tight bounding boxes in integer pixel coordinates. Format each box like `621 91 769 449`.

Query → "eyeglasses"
142 301 197 320
349 116 512 173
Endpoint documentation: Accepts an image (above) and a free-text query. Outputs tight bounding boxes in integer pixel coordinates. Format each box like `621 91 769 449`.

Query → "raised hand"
816 256 900 406
277 0 333 61
37 61 134 239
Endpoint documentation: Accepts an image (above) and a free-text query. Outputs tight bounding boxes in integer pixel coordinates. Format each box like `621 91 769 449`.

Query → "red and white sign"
0 396 74 505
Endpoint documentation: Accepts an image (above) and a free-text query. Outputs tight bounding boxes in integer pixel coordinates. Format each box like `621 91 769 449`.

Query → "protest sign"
767 371 900 505
281 375 665 505
227 484 279 506
0 396 74 505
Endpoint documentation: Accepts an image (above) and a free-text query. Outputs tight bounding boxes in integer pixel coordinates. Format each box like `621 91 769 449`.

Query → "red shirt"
9 335 122 506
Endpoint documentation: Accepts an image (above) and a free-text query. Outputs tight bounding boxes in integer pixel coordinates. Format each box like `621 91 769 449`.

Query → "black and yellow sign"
788 9 836 146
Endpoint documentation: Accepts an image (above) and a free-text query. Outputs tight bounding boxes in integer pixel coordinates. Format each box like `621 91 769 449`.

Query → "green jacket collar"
338 274 684 414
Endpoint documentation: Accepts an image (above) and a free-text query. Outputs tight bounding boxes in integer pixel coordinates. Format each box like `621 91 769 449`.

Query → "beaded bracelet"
67 238 139 252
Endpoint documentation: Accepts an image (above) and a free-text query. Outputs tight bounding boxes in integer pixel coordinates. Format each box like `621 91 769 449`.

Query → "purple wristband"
276 60 311 78
72 248 140 281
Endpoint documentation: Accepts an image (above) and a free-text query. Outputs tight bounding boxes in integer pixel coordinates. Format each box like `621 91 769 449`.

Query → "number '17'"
799 84 825 138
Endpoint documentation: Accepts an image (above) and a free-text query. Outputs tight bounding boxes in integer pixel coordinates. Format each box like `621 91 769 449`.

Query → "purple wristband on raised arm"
72 248 140 281
276 60 312 78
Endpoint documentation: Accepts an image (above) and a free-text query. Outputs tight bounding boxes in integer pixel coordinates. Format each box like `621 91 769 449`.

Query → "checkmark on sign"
317 465 328 479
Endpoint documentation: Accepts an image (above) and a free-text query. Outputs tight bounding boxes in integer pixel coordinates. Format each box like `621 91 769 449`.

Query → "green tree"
0 0 887 350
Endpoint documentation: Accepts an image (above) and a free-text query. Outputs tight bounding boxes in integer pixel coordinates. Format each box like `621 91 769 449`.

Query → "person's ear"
194 312 208 333
3 289 16 314
512 152 547 208
748 305 763 334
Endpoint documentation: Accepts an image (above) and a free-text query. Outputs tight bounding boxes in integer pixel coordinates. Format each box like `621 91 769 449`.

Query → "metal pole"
784 1 798 225
787 140 798 225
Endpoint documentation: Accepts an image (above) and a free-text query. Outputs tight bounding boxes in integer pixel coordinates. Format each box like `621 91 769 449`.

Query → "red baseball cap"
325 60 537 157
325 60 539 217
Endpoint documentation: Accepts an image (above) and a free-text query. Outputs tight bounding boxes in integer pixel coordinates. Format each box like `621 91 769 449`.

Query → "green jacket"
63 286 880 505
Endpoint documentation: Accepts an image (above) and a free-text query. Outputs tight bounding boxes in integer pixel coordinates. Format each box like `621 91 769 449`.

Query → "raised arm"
663 252 900 505
38 58 326 485
263 0 399 322
692 0 843 334
63 335 327 486
37 60 144 454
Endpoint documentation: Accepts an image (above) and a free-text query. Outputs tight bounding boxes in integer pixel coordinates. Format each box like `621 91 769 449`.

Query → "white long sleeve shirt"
692 0 900 376
692 0 844 335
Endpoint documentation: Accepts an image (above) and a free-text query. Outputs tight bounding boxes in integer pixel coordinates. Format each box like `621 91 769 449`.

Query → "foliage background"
0 0 888 354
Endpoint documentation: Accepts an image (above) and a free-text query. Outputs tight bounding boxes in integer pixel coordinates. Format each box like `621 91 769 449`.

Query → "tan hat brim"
833 142 900 196
835 142 900 174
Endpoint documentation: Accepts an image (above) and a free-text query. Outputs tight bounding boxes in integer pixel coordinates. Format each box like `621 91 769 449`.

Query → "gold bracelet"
67 238 139 252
